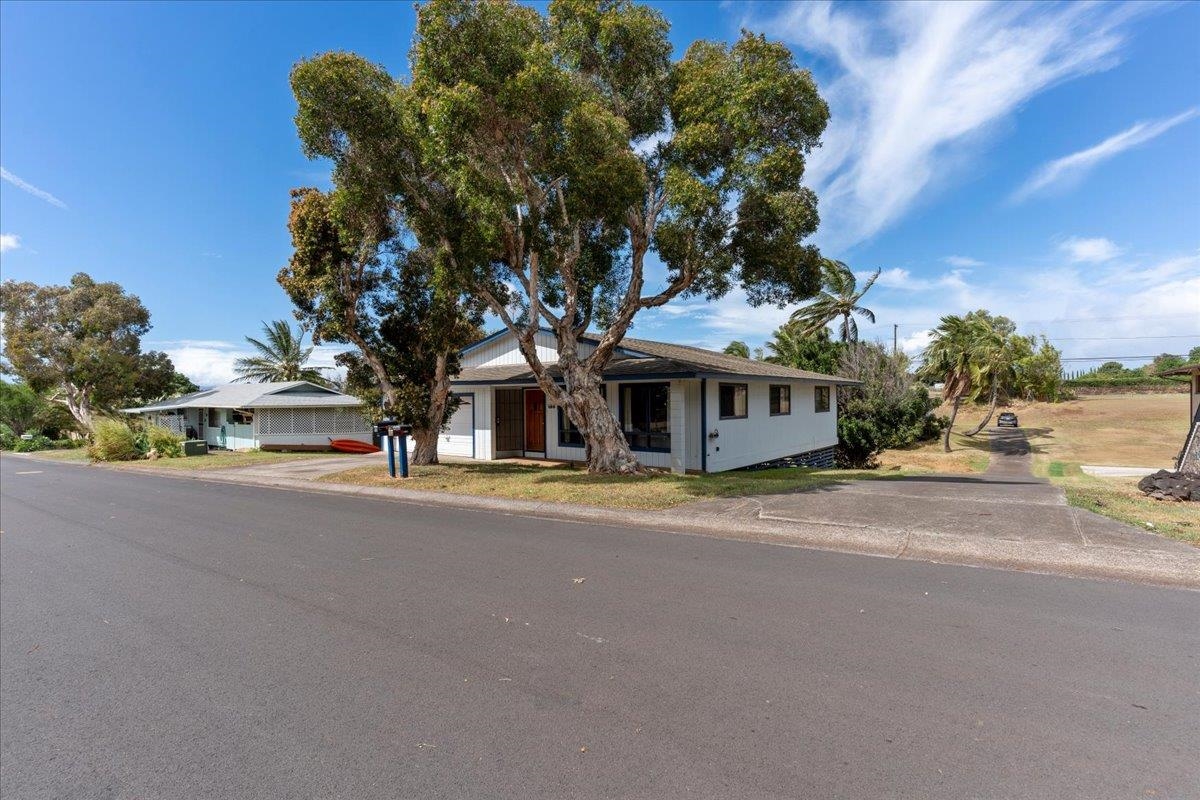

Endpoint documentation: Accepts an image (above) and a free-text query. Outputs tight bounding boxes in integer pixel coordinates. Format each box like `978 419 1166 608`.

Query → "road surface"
2 455 1197 799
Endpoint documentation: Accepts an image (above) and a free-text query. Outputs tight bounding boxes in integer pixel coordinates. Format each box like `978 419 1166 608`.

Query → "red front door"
524 389 546 452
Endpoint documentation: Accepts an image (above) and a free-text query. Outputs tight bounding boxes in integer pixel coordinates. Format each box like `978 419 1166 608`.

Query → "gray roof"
454 335 858 385
1158 361 1200 377
122 381 363 413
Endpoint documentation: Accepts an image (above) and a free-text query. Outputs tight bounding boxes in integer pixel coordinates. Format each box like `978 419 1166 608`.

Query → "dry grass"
321 461 936 511
1049 464 1198 545
877 434 990 473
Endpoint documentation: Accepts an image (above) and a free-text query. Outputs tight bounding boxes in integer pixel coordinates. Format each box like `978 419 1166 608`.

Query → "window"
208 408 222 427
620 383 670 451
814 385 831 413
719 383 748 419
230 409 253 425
558 386 606 448
769 385 791 416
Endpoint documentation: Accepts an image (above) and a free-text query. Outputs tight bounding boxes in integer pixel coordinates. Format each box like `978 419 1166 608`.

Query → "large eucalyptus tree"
290 0 829 473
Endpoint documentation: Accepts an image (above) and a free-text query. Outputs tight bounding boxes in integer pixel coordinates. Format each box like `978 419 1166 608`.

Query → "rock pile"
1137 470 1200 501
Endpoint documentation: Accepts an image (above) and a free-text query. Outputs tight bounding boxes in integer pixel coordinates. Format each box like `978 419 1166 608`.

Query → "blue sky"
2 0 1197 385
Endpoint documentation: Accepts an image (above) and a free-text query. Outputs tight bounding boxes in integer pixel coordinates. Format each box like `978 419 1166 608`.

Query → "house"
1158 362 1200 474
443 329 858 473
122 381 371 451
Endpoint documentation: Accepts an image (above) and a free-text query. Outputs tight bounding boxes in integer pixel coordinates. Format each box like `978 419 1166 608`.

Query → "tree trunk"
410 351 453 466
62 384 96 432
942 395 962 452
962 386 998 437
558 361 642 474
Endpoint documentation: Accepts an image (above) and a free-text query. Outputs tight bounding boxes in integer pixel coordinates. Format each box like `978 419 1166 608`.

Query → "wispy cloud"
0 167 68 209
1059 236 1122 263
0 233 19 253
1013 108 1200 202
148 339 351 387
943 255 983 268
753 1 1142 249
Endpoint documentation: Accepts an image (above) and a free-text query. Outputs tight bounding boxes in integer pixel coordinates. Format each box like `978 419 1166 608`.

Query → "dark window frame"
769 384 791 416
814 385 831 413
718 383 749 420
618 382 671 453
557 385 606 448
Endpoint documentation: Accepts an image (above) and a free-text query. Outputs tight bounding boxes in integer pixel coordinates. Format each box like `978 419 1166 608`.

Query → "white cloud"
943 255 983 268
753 1 1140 249
0 167 68 209
899 329 934 356
150 339 350 388
0 233 19 253
1059 236 1122 263
1012 108 1200 201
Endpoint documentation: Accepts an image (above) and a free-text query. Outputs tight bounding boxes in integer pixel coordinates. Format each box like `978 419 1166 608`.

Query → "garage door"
440 393 475 457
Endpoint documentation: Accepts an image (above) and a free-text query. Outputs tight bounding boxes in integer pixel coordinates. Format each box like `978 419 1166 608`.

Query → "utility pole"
893 323 898 356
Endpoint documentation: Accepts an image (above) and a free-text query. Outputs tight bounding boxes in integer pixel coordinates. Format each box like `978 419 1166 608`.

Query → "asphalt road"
2 455 1197 799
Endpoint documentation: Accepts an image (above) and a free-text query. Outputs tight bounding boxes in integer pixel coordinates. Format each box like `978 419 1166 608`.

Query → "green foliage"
0 273 177 429
763 322 843 375
11 434 55 453
1188 346 1200 363
789 259 879 342
146 424 184 458
234 320 328 384
723 341 750 359
87 419 141 462
1064 375 1184 389
0 423 14 450
1013 337 1065 401
0 381 43 436
835 342 943 468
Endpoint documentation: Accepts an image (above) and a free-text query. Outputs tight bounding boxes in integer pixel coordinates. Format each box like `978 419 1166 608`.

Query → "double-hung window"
619 383 670 451
769 385 791 416
814 385 831 413
719 383 748 419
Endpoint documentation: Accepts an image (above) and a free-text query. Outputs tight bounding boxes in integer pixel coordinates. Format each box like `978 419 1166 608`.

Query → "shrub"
146 424 184 458
0 423 15 450
12 434 54 452
88 419 141 462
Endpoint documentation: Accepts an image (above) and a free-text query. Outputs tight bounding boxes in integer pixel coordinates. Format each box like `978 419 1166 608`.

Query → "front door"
524 389 546 453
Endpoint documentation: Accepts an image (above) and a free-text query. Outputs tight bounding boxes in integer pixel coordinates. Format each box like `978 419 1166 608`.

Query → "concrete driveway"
687 428 1192 555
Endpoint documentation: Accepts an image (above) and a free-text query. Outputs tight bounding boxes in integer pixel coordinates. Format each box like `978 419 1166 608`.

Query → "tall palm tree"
723 341 751 359
961 325 1022 436
790 259 880 343
233 320 328 384
916 315 982 452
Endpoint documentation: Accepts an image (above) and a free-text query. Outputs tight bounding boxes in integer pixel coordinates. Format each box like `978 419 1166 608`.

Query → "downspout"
700 378 707 473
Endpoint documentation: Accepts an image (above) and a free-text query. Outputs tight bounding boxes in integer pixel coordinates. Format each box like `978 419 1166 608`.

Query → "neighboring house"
122 381 371 451
446 329 858 473
1159 362 1200 474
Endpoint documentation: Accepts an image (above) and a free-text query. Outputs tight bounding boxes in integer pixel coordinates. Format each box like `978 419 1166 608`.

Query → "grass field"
943 393 1197 544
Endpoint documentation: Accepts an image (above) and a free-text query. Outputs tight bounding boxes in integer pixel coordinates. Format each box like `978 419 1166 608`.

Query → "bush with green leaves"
0 423 15 450
11 434 55 453
835 342 945 469
88 419 141 462
146 424 184 458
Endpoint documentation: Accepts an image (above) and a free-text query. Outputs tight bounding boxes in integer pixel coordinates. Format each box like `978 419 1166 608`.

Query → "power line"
886 313 1199 329
1046 334 1200 341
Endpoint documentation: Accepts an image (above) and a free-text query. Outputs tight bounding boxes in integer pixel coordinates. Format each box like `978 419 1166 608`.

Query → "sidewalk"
58 434 1198 590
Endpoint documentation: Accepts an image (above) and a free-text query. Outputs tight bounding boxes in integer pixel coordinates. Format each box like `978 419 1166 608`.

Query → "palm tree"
916 315 981 452
233 320 328 384
790 258 880 342
961 326 1022 436
723 341 751 359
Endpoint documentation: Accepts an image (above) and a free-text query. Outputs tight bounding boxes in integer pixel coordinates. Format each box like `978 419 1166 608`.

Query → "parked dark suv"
997 412 1019 428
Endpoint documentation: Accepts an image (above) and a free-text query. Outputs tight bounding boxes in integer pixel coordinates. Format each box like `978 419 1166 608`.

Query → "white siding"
461 329 596 368
446 385 494 460
702 380 837 472
439 393 476 457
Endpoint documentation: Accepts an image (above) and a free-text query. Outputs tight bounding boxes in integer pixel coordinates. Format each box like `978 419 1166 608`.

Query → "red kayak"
329 438 381 454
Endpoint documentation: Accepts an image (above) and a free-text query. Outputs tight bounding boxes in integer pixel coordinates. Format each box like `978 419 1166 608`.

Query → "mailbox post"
389 424 411 479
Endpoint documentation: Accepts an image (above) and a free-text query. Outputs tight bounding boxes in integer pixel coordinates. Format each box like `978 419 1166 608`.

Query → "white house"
443 329 858 473
122 381 372 451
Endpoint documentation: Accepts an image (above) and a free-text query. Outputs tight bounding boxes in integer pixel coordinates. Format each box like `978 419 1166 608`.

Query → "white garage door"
440 394 475 457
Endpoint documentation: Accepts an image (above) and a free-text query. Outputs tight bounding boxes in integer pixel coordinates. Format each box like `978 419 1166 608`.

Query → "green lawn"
17 448 354 471
320 460 952 511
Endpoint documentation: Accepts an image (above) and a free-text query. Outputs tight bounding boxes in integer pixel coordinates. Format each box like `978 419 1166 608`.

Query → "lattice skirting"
741 445 838 471
257 407 371 436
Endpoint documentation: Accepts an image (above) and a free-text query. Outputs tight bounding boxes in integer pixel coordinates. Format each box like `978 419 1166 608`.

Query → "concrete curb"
41 454 1196 591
